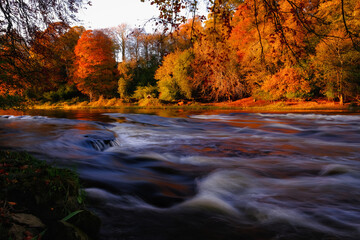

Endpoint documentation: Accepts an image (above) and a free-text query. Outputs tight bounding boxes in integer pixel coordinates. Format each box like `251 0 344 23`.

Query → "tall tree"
314 30 360 104
73 30 117 101
30 23 77 87
106 24 130 62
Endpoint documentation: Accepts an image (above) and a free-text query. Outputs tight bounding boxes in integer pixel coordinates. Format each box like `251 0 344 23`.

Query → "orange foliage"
229 3 256 62
73 30 117 100
172 18 204 50
261 67 311 100
191 39 247 101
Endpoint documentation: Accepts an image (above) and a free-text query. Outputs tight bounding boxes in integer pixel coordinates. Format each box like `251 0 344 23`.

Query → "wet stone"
11 213 45 228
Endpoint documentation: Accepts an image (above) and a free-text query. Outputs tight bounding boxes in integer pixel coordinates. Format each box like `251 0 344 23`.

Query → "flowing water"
0 109 359 240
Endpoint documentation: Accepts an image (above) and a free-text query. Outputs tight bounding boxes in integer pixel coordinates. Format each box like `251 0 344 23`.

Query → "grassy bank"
0 150 100 240
30 97 359 112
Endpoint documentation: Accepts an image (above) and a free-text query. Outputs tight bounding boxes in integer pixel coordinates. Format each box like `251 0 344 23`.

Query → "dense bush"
0 95 25 109
43 85 85 102
155 50 193 101
133 85 159 100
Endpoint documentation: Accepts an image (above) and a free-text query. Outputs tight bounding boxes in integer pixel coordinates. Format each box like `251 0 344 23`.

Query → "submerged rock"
320 164 351 176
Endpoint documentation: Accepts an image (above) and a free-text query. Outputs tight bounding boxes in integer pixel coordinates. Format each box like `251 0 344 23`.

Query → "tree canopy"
0 0 89 39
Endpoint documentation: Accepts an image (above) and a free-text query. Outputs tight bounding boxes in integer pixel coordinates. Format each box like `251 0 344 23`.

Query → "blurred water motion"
0 110 359 239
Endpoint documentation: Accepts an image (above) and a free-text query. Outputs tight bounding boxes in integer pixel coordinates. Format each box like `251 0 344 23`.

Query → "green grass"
0 150 85 239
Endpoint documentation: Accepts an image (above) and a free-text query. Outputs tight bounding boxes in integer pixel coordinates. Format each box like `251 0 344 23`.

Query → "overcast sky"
77 0 159 31
76 0 209 32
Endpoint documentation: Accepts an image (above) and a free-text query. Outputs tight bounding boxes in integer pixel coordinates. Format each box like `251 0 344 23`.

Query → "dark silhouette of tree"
0 0 89 39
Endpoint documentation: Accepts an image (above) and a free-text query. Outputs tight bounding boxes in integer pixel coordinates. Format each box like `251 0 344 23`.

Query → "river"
0 109 359 240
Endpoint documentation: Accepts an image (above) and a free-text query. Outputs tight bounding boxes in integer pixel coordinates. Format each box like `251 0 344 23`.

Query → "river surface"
0 109 359 240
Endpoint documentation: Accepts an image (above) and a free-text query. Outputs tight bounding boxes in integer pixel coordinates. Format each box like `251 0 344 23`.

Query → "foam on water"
85 188 155 209
180 169 360 237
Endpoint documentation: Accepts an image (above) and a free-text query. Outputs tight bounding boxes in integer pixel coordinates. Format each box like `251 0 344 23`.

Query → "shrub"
138 98 162 107
43 85 84 103
0 95 25 109
133 85 159 100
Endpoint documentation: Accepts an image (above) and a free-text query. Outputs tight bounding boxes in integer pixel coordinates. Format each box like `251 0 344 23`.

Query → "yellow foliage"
155 49 193 101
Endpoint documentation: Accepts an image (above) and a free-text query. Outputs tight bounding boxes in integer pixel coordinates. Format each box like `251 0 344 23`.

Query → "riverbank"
0 150 100 240
29 97 359 111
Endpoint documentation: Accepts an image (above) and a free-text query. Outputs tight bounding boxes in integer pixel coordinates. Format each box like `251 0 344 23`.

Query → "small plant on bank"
0 150 99 240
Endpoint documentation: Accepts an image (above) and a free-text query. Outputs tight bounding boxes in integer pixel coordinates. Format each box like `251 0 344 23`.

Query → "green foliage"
313 30 360 102
0 95 25 109
118 77 131 99
133 85 159 100
0 150 83 215
252 90 273 101
117 57 160 99
156 49 194 101
42 84 84 103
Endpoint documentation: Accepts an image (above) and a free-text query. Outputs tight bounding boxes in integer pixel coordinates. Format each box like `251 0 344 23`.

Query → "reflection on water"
0 109 360 239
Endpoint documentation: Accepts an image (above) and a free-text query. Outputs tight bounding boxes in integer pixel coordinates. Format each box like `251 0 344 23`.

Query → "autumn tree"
155 49 194 100
0 0 89 108
30 23 83 88
260 67 311 100
73 30 118 101
0 32 38 95
172 17 204 50
142 0 360 103
117 60 135 99
186 3 247 102
191 39 247 101
227 1 311 98
314 31 360 104
311 0 360 103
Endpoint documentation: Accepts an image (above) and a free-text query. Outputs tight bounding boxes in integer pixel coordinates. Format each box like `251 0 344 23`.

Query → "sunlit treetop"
142 0 360 50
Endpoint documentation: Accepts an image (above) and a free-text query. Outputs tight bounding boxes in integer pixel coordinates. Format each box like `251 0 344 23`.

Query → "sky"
77 0 160 31
77 0 208 32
